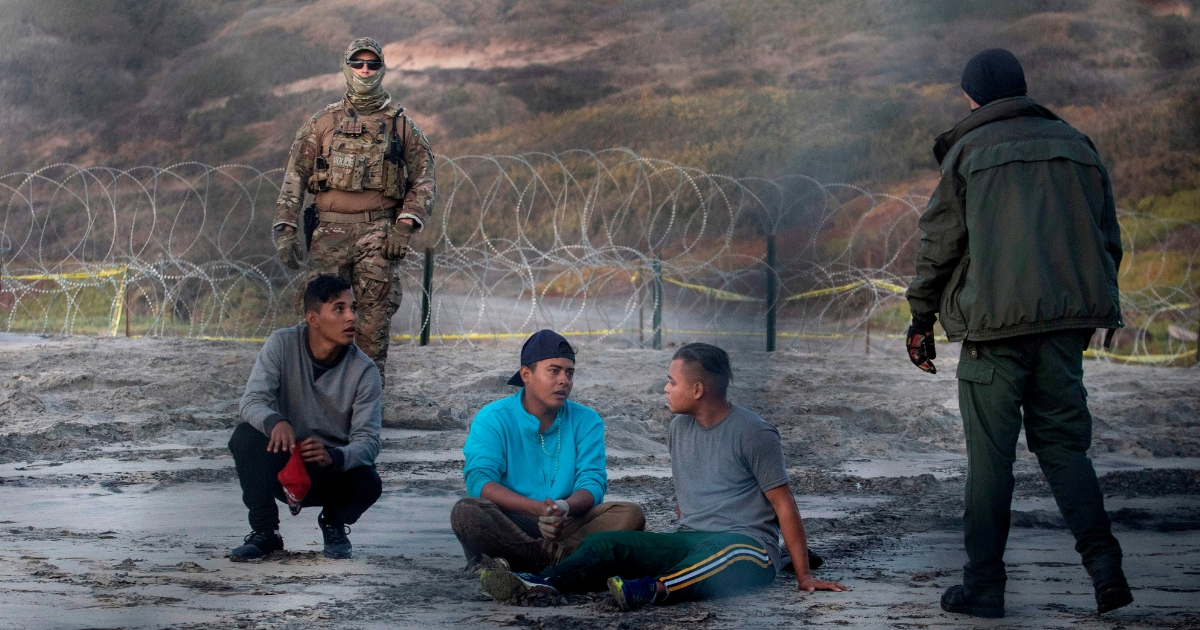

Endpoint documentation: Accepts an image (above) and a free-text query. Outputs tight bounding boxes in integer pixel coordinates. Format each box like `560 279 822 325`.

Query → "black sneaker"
230 529 283 562
318 511 352 559
1093 566 1133 614
940 585 1004 618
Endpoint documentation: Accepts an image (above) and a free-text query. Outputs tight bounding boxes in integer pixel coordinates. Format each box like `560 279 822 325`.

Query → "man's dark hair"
303 274 353 313
672 342 732 398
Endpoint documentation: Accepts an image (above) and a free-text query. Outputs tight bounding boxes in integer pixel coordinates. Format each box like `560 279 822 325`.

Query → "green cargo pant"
540 530 776 603
956 329 1122 596
302 217 401 379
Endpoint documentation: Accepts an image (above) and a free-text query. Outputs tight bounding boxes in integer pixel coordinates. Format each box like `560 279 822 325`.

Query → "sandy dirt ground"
0 333 1197 629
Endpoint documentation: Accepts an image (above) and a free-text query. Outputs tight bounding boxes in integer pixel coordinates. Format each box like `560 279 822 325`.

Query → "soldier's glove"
906 313 937 374
275 226 304 270
383 220 414 260
537 500 571 540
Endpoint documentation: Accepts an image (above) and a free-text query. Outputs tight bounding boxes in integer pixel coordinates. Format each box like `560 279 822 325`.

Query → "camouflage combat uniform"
273 93 436 380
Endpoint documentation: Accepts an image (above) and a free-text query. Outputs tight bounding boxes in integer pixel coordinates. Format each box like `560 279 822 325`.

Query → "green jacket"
906 96 1123 342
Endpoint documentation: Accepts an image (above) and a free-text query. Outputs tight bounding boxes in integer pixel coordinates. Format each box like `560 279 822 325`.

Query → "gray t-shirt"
667 405 790 572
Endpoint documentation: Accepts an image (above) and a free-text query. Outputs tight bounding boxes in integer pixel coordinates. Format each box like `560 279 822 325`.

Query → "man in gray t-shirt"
479 343 848 611
669 404 790 571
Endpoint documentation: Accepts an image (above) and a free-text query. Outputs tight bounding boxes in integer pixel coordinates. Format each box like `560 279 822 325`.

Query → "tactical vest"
308 104 408 200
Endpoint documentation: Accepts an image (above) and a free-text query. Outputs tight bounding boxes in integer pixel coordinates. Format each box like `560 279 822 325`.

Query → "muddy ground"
0 333 1197 629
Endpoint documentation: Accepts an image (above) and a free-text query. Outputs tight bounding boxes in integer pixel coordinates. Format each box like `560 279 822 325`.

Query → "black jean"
228 423 382 531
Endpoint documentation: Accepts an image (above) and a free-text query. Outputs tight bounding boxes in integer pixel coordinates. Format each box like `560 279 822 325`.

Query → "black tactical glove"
275 226 303 270
383 220 414 260
906 312 937 374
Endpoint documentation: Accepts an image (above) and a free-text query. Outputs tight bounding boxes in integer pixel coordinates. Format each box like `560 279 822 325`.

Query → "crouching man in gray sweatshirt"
229 274 383 561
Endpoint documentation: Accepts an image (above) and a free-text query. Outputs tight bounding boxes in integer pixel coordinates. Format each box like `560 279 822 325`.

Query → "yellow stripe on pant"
661 543 772 593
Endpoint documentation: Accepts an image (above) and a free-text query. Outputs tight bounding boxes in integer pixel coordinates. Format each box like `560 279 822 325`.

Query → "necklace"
539 421 563 487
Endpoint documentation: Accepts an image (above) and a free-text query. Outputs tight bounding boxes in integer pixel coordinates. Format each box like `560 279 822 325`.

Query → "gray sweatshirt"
239 324 382 471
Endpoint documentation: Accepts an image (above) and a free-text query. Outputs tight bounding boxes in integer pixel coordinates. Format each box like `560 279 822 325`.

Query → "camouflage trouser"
299 217 401 379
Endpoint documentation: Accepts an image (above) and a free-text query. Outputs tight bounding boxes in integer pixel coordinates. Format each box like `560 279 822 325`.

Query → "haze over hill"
1 0 1199 206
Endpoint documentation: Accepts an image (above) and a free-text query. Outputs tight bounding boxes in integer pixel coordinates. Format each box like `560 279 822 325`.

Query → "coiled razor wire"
0 150 1196 362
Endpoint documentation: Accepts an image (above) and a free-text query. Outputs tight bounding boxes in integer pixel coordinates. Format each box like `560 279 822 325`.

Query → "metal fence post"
766 234 777 352
420 247 434 346
652 254 663 350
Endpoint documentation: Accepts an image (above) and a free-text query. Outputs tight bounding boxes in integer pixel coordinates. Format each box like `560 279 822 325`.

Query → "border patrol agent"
273 37 436 382
904 49 1131 619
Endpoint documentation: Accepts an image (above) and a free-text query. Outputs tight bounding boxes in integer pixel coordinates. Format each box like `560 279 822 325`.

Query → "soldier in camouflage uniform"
273 37 436 382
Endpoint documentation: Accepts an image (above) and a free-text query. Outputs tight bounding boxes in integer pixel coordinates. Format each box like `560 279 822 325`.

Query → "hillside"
0 0 1198 204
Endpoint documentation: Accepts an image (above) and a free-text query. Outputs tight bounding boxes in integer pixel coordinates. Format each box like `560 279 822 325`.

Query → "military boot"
940 585 1004 618
1093 566 1133 614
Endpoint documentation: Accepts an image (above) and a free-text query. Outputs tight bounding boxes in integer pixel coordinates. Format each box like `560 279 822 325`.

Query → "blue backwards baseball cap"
507 329 576 386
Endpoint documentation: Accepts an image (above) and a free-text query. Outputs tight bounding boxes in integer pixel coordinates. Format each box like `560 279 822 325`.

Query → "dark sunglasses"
347 59 383 70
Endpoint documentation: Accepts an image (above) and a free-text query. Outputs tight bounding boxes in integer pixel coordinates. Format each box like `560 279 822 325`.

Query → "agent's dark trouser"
541 530 776 603
229 423 382 532
956 329 1122 596
451 497 645 573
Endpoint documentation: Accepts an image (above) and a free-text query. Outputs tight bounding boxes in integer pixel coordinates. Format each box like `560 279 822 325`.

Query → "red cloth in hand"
277 448 311 516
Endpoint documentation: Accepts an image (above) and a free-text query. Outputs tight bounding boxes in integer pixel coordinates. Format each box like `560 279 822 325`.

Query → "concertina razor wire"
0 149 1196 362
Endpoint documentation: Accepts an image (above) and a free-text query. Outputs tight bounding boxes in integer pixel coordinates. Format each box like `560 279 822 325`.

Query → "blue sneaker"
480 569 558 603
229 529 283 562
607 575 658 611
318 511 353 559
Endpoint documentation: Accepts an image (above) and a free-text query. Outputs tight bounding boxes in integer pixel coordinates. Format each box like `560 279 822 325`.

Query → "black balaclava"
961 48 1027 108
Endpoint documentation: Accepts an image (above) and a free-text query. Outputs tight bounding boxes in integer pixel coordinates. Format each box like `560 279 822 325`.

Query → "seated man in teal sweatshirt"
478 343 847 610
229 274 383 561
451 329 645 572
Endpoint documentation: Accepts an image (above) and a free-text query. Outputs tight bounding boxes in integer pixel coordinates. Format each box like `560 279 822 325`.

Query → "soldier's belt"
317 208 397 224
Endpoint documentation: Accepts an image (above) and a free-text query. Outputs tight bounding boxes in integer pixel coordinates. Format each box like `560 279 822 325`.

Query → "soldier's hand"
383 220 414 260
906 313 937 374
275 226 304 270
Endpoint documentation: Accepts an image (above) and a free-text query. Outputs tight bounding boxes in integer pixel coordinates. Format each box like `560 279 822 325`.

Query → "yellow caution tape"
108 267 129 338
392 329 640 342
3 267 128 281
193 335 269 343
662 278 761 302
390 329 948 342
784 279 906 301
1084 348 1197 364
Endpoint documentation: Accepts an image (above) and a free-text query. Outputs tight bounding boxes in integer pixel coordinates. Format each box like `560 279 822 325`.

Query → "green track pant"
956 329 1122 595
540 530 776 602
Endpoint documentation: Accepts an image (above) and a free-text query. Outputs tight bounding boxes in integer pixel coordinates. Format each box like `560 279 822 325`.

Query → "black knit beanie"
961 48 1027 107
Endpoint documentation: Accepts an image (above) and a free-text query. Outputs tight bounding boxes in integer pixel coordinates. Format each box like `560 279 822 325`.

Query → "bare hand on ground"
798 574 849 593
300 437 333 467
268 421 295 453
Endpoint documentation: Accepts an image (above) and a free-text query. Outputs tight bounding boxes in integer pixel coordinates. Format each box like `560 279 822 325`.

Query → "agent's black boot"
1093 566 1133 614
941 585 1004 618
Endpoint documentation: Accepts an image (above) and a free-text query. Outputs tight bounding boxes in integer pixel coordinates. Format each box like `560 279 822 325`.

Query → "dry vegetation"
0 0 1196 201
